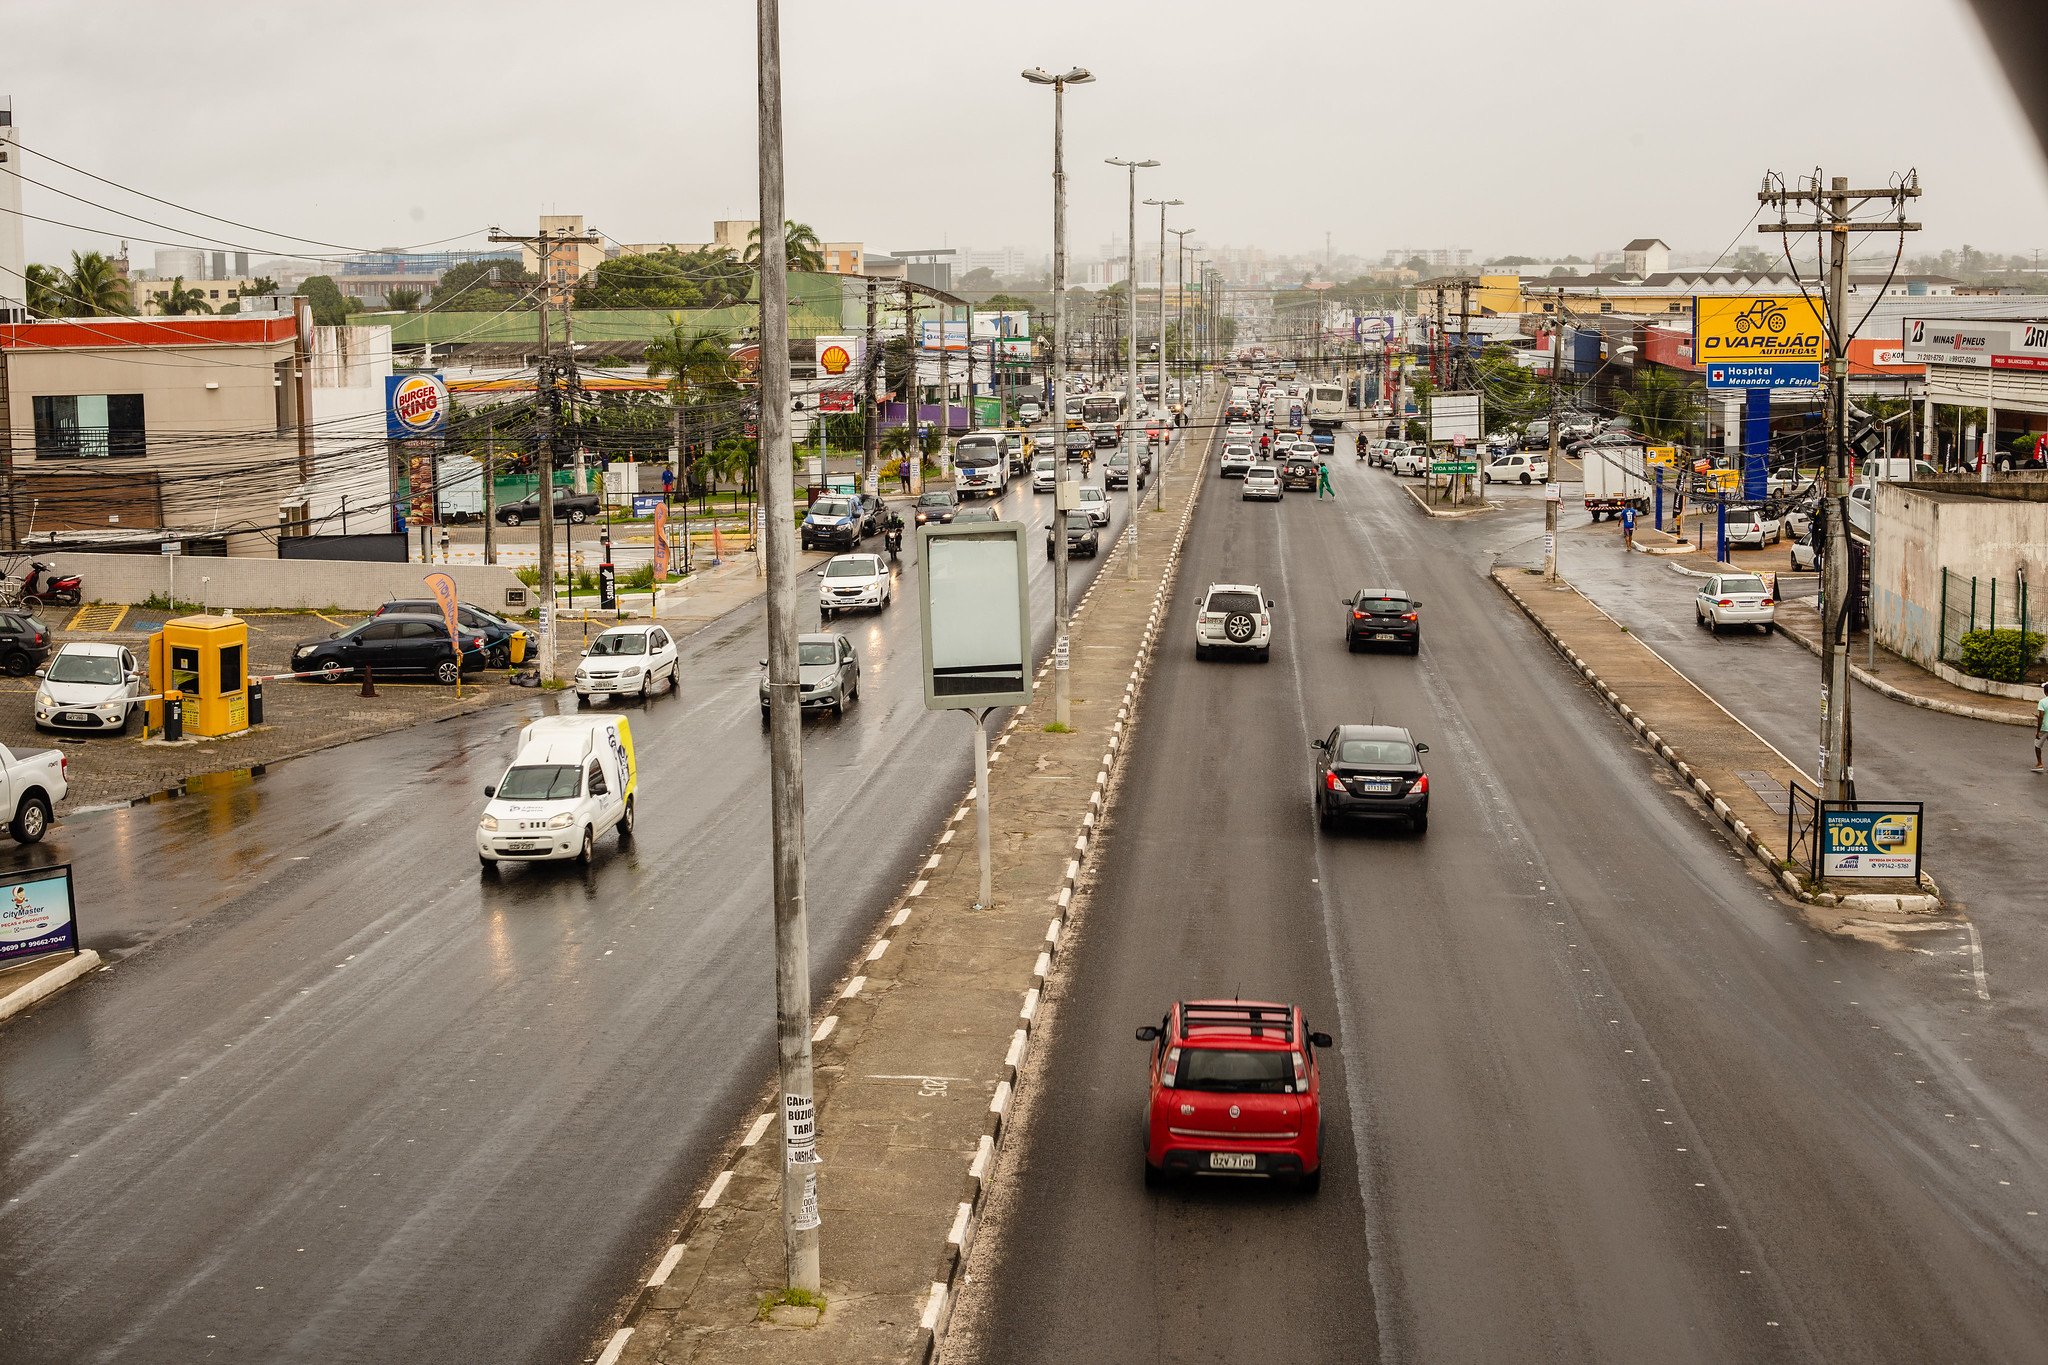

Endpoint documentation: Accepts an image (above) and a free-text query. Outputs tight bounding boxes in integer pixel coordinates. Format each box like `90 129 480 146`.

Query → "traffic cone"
360 665 377 698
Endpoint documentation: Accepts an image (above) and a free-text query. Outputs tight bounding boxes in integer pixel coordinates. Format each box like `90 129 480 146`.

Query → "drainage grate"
1734 769 1791 815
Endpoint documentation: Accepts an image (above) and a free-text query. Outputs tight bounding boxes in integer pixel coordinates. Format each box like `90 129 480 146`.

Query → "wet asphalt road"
0 459 1149 1364
947 439 2048 1363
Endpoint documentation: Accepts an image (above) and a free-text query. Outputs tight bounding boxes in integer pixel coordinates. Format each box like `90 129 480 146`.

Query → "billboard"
1820 805 1922 879
1903 318 2048 372
385 372 449 438
814 335 864 377
972 310 1030 340
0 864 80 967
920 320 970 352
1428 392 1482 442
1696 297 1824 388
918 522 1033 710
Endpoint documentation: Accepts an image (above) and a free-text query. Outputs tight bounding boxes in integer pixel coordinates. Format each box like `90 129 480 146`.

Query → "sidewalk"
602 421 1209 1365
1492 568 1938 915
1772 599 2037 728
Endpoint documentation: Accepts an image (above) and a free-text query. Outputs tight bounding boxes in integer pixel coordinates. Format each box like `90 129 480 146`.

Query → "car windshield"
496 764 580 800
1357 597 1409 613
918 493 955 507
1175 1047 1292 1093
810 498 852 518
1720 576 1769 595
1065 512 1093 532
825 558 876 578
1338 738 1416 765
1206 591 1262 615
798 641 838 666
587 632 647 656
47 653 122 685
1079 487 1104 502
1035 456 1054 469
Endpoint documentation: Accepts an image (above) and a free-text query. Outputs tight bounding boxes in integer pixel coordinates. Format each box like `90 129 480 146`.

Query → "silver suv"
1195 583 1274 662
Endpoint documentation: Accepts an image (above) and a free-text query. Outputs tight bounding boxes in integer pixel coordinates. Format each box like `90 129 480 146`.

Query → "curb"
1771 612 2033 729
0 949 102 1024
915 405 1212 1364
1399 482 1492 519
1491 572 1943 915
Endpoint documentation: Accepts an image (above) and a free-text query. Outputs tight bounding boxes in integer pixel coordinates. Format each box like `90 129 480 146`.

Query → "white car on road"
1220 444 1255 478
1195 582 1275 662
1723 504 1782 549
1076 484 1111 526
819 552 892 619
1242 464 1284 501
1392 447 1431 477
575 624 680 703
1696 573 1776 634
1483 452 1549 485
34 641 143 734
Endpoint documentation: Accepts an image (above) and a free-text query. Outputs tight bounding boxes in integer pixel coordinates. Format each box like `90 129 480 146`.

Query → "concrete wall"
55 551 527 614
1875 480 2048 668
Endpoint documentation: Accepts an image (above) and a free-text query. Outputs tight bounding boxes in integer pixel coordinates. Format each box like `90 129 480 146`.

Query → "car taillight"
1162 1046 1180 1087
1292 1051 1309 1093
1401 612 1418 621
1761 598 1774 606
1718 598 1735 607
1414 774 1429 794
1352 610 1366 620
1325 770 1342 791
58 754 68 777
33 632 45 645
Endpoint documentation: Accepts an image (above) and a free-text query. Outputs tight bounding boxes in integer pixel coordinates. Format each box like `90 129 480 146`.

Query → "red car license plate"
1208 1152 1257 1171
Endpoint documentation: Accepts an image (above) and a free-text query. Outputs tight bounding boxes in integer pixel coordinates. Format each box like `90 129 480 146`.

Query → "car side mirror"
1414 742 1429 753
1409 599 1422 608
1309 1031 1333 1049
32 668 45 679
1267 599 1276 609
758 659 768 668
1341 596 1354 606
1310 739 1327 751
1135 1025 1161 1042
483 785 497 798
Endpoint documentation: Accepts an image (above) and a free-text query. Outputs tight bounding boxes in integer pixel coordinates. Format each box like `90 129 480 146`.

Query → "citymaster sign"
385 373 450 438
1695 296 1825 389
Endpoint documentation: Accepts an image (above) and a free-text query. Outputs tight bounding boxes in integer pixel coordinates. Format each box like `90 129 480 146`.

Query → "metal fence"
1938 568 2035 679
1787 780 1821 880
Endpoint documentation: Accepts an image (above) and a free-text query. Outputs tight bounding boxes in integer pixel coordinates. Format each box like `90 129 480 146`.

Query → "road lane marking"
893 907 912 927
595 1328 634 1365
698 1171 733 1209
840 976 865 999
813 1016 838 1042
648 1244 687 1286
742 1113 774 1147
867 939 890 962
908 879 928 897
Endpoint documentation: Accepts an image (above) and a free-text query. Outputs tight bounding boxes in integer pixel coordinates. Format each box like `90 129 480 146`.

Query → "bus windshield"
1081 393 1125 423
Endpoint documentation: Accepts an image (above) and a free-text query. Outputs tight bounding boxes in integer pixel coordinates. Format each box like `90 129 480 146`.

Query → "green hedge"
1958 627 2044 683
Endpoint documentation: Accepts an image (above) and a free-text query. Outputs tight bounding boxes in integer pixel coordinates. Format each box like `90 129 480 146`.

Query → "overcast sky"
10 0 2047 273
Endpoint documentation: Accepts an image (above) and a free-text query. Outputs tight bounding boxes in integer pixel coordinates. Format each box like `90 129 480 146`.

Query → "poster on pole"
918 523 1033 710
1696 297 1824 388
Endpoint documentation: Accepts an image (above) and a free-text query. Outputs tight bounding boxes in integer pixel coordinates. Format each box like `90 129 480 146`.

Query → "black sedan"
1104 451 1145 490
1046 510 1100 559
1343 587 1421 654
495 490 599 526
913 490 960 526
291 613 491 685
1312 724 1430 834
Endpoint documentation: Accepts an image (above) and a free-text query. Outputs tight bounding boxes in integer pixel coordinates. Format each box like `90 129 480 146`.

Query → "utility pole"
755 0 822 1294
292 294 315 484
900 282 922 496
862 279 879 495
483 414 498 565
1108 156 1157 578
1171 228 1195 404
1456 276 1471 389
1758 170 1919 803
1144 197 1181 514
1544 288 1564 581
490 219 600 683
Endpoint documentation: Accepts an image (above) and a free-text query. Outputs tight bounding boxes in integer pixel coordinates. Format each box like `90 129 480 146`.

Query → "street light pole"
756 0 821 1294
1143 198 1181 512
1109 156 1158 578
1544 288 1564 581
1022 66 1093 729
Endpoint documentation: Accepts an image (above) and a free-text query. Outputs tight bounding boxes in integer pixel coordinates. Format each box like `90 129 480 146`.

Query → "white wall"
56 551 526 613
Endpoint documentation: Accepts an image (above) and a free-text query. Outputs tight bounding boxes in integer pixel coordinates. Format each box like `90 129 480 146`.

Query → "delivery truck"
1582 443 1651 521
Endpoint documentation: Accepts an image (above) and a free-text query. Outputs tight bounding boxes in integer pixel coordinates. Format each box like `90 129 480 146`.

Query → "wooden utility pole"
1758 171 1919 803
901 282 921 495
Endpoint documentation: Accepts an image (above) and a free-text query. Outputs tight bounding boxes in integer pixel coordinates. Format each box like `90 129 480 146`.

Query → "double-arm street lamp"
1107 156 1158 577
1144 196 1183 511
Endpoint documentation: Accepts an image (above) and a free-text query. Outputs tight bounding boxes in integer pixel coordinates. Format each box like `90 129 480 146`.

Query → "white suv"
1220 443 1255 477
1195 583 1274 662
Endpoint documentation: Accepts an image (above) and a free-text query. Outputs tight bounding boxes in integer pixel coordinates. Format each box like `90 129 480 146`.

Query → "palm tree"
1618 365 1701 443
153 277 214 316
23 264 65 318
384 287 423 312
644 324 736 485
62 251 133 316
743 220 826 273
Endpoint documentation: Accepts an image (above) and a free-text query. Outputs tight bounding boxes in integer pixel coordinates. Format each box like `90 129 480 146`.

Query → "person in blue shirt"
1621 504 1637 549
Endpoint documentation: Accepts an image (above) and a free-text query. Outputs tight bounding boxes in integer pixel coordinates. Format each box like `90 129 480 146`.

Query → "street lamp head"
1106 157 1160 169
1063 67 1094 83
1143 198 1184 208
1023 66 1093 85
1614 344 1638 358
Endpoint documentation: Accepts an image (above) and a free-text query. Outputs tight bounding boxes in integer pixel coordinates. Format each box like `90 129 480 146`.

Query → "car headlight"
479 815 499 832
34 692 50 709
620 667 641 680
543 813 575 830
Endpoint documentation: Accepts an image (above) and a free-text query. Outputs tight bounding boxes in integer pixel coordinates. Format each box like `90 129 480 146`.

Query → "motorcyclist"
882 505 906 560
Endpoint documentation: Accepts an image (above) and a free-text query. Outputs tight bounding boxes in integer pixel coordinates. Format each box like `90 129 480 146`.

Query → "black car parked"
1312 724 1430 834
0 611 52 677
374 599 531 668
495 489 600 527
1045 510 1100 559
291 613 491 685
1343 587 1421 654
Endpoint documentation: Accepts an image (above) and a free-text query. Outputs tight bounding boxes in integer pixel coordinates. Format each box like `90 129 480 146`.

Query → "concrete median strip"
603 419 1211 1364
1492 569 1942 918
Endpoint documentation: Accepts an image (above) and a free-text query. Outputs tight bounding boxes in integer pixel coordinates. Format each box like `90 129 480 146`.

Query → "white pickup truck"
0 742 68 843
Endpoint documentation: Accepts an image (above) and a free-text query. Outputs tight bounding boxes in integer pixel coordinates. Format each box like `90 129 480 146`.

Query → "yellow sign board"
1694 296 1826 365
1700 468 1741 492
1645 445 1678 468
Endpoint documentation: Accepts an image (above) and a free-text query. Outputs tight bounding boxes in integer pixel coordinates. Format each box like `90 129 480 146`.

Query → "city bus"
1308 383 1347 420
1081 390 1129 426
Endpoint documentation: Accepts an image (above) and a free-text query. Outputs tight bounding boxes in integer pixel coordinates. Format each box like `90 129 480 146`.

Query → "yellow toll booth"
148 614 249 737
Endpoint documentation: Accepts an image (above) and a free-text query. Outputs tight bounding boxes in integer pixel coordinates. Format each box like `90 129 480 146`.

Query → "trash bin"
509 631 528 665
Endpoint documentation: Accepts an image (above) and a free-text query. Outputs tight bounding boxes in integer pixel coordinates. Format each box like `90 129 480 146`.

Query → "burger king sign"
385 372 450 438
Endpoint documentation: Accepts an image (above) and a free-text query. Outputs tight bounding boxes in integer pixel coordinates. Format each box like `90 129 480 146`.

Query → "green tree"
245 275 280 298
384 287 423 312
744 220 826 272
297 275 352 327
1618 364 1701 442
957 266 998 293
644 323 735 471
431 258 538 312
154 277 214 316
981 293 1034 313
23 263 65 318
574 252 703 309
61 250 133 316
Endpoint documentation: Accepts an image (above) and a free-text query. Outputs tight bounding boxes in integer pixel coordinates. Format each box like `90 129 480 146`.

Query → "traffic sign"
1705 361 1822 390
1432 460 1478 475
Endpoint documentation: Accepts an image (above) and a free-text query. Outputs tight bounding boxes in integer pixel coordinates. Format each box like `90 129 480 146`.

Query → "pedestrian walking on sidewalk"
2034 681 2047 772
1317 462 1335 499
1621 504 1637 550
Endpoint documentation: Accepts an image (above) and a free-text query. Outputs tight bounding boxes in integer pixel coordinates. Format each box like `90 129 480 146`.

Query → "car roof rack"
1178 1001 1296 1041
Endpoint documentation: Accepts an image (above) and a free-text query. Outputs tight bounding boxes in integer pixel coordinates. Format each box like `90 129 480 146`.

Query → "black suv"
496 489 600 527
1343 588 1421 654
0 610 52 676
374 599 531 668
1281 457 1319 491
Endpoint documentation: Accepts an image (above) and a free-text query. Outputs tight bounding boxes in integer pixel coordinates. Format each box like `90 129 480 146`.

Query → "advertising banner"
0 864 79 967
918 523 1033 710
1696 297 1824 388
651 502 671 578
814 335 864 377
386 372 450 438
1903 318 2048 372
406 450 438 526
971 310 1030 340
1428 392 1483 442
1820 805 1922 879
422 571 461 653
920 320 970 352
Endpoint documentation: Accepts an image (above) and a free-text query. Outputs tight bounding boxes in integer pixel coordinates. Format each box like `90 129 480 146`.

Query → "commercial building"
133 278 262 314
1903 315 2048 470
0 101 25 325
1870 479 2048 684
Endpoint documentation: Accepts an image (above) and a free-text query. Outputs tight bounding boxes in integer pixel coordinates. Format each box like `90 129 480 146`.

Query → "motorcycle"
22 561 82 607
883 518 904 562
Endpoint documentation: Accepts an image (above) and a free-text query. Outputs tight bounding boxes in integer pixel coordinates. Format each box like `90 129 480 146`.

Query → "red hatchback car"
1136 999 1332 1193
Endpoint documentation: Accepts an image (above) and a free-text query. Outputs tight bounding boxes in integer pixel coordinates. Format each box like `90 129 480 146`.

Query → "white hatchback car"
1076 483 1111 526
1195 582 1275 662
1220 444 1255 478
1722 504 1782 549
1242 464 1284 501
574 624 680 703
1696 573 1776 634
34 641 143 733
1484 452 1549 485
1392 447 1431 477
819 552 891 619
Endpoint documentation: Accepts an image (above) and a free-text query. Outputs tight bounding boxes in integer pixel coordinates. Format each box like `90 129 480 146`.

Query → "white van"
477 714 637 868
